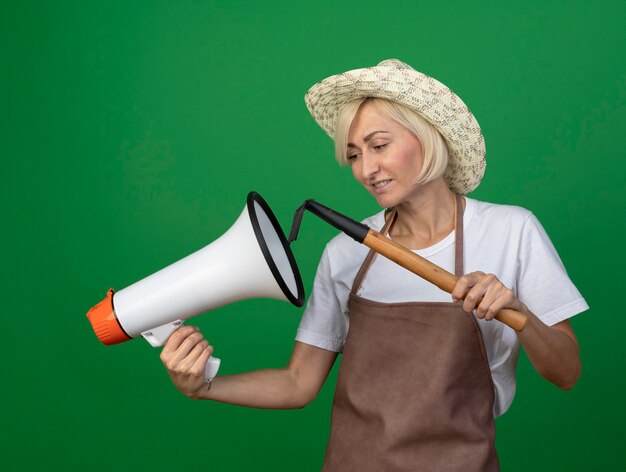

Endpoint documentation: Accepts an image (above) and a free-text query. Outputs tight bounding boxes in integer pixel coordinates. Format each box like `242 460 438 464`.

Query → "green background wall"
2 1 624 470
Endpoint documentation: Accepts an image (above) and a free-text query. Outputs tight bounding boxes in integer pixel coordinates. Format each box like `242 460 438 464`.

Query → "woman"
160 59 588 470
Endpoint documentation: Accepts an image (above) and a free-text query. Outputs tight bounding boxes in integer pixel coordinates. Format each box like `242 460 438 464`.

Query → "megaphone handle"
205 356 221 381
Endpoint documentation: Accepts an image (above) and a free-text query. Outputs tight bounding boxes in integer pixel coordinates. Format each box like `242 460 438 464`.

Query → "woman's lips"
371 179 391 193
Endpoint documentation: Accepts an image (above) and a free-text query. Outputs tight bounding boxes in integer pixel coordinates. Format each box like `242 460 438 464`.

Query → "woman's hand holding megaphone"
160 326 215 399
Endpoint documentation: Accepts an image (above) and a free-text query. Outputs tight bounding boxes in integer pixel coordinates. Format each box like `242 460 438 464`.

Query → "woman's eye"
373 143 388 151
347 153 360 161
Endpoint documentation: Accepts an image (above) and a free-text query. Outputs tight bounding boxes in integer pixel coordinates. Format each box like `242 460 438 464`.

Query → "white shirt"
295 197 588 417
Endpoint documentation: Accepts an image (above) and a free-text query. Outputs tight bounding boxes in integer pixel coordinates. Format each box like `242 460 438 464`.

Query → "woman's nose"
362 154 380 178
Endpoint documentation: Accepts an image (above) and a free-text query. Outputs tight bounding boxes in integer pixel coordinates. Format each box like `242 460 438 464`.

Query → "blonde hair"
334 98 449 186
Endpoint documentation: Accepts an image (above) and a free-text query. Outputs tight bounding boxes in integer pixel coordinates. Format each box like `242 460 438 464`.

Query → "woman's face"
347 101 424 208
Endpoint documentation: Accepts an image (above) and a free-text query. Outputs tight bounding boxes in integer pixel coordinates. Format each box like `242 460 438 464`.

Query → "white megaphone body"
87 192 304 381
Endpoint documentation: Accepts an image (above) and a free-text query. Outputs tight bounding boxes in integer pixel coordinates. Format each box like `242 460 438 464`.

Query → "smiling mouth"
372 179 391 189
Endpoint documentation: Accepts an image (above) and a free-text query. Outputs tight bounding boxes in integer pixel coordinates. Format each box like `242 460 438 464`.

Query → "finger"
475 282 504 319
161 325 199 356
462 274 497 314
171 332 207 364
484 286 517 321
191 345 214 377
452 272 483 302
178 340 211 372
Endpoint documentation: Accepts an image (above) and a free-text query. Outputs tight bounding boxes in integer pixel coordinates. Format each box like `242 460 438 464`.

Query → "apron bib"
322 195 499 472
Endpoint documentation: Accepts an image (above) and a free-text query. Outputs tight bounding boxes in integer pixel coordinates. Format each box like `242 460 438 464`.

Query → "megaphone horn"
87 192 305 378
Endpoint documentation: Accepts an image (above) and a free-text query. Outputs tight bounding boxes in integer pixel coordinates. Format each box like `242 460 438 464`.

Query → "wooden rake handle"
363 230 528 332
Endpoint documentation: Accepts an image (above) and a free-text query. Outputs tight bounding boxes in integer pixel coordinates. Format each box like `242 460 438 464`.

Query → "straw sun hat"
304 59 486 195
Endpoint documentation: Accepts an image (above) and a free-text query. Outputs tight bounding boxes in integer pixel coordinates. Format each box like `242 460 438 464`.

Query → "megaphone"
87 191 305 380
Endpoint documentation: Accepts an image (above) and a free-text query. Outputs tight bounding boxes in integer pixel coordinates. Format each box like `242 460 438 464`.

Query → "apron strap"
351 194 465 295
351 208 397 294
454 193 464 277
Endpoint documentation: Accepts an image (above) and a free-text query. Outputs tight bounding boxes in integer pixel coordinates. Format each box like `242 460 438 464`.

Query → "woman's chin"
371 193 398 208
